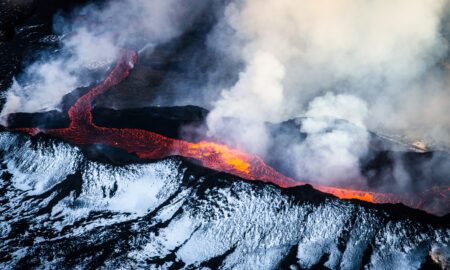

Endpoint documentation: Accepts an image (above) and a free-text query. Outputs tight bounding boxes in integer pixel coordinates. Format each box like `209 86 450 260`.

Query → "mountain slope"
0 130 448 269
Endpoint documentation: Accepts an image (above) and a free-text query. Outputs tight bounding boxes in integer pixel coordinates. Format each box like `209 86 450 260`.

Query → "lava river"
16 49 449 215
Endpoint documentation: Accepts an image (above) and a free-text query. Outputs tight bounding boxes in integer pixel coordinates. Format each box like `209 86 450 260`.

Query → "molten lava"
17 49 449 215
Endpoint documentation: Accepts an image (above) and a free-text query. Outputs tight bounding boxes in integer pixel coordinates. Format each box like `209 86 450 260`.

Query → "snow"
0 131 448 269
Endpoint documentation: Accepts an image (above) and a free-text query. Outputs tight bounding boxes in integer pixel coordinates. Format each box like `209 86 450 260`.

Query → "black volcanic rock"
0 130 448 269
91 105 208 141
6 110 70 129
0 0 33 41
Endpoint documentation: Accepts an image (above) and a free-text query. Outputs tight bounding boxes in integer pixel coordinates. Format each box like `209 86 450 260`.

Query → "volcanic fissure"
16 49 449 215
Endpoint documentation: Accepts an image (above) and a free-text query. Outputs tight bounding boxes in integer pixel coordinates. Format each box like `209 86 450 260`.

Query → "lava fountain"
16 49 449 216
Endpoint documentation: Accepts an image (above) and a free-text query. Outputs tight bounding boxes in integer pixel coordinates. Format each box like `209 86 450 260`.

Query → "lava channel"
16 49 450 216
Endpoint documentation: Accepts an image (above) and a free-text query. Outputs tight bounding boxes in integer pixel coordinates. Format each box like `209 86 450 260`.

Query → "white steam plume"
2 29 117 115
1 0 208 117
207 0 450 185
207 51 285 154
292 93 369 187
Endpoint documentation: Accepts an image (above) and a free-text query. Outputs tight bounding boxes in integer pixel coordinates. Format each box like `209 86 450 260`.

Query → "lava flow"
16 49 449 215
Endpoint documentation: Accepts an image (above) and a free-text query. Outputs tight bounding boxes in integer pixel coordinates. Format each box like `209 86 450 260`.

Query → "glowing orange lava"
16 49 449 215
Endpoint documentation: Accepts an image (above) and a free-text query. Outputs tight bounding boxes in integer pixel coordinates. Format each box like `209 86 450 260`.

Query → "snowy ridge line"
0 129 448 269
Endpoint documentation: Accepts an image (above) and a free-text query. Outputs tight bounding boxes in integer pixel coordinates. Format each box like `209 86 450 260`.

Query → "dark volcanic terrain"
0 1 449 269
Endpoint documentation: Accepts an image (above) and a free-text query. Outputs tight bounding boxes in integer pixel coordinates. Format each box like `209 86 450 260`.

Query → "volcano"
0 0 449 269
7 48 449 216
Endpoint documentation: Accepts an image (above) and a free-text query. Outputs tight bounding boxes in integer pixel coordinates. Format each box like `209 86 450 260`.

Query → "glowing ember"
16 49 449 215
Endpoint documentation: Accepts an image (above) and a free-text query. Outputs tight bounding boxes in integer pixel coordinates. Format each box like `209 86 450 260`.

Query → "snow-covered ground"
0 131 448 269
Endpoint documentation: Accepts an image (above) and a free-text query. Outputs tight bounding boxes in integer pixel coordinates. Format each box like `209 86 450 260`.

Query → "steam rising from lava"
291 93 370 187
15 49 449 215
206 0 450 188
1 0 210 117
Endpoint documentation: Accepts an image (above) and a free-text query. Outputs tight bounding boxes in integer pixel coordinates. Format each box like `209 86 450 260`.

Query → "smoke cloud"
206 0 450 186
206 51 286 154
1 0 208 117
2 29 117 115
290 93 369 187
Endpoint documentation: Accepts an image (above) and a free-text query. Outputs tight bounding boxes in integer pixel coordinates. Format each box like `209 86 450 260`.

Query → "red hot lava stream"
17 49 449 215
